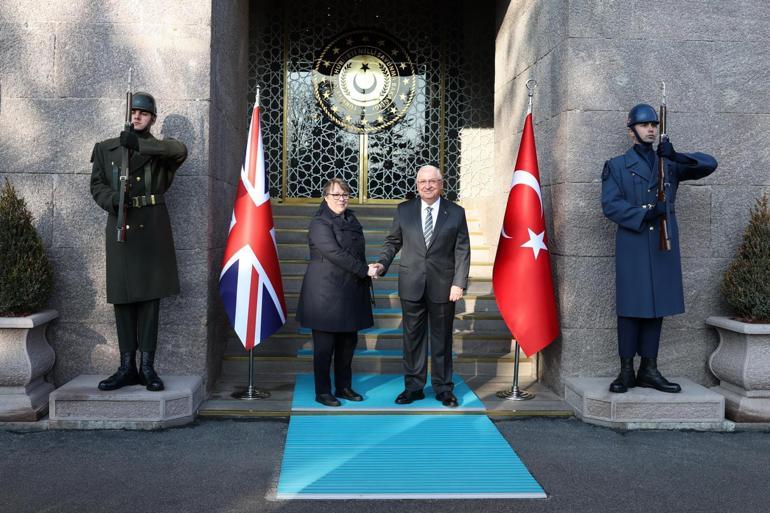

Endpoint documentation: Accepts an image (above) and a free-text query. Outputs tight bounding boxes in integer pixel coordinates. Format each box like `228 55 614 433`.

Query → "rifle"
658 81 671 251
116 68 133 242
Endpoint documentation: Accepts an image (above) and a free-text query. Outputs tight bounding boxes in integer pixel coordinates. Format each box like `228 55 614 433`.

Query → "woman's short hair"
323 177 351 196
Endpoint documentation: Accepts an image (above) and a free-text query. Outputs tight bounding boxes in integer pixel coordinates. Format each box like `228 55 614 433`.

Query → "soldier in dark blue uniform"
601 104 717 393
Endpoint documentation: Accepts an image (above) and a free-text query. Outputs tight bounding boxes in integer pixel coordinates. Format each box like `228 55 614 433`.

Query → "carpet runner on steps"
275 373 546 499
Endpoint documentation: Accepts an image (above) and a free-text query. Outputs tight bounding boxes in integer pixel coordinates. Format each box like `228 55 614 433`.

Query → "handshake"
367 263 384 279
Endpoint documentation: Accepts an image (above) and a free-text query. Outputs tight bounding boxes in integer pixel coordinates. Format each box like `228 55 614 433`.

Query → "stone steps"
279 274 495 294
219 353 532 379
281 291 500 311
274 227 488 246
278 259 494 278
276 242 494 261
208 201 523 417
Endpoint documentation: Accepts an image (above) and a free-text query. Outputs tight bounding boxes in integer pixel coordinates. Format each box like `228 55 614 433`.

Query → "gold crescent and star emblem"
313 30 416 134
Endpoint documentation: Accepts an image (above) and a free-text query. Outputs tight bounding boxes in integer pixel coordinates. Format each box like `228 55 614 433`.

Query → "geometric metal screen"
249 0 493 202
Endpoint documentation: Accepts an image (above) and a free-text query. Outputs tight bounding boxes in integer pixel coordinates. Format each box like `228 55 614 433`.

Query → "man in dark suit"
372 165 470 407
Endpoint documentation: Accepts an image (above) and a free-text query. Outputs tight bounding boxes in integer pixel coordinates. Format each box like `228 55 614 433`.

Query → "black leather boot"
98 352 140 391
609 357 636 393
139 352 165 392
636 357 681 393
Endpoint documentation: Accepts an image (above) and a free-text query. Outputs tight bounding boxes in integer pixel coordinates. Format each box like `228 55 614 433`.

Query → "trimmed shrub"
0 178 53 316
720 193 770 323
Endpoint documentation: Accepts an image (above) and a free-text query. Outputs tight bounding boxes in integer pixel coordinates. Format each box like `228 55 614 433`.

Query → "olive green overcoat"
90 132 187 304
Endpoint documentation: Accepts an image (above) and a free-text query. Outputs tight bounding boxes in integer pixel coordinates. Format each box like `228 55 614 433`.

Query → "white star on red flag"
521 229 548 259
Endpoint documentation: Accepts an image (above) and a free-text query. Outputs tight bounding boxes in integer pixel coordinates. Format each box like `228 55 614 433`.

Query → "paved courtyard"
2 417 769 513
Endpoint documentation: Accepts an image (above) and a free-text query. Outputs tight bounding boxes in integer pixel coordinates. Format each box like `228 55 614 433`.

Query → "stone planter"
0 309 58 421
706 316 770 422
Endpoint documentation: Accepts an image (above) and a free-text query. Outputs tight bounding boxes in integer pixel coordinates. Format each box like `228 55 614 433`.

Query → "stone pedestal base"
712 383 770 422
0 310 58 421
49 375 204 430
564 377 727 430
0 378 55 421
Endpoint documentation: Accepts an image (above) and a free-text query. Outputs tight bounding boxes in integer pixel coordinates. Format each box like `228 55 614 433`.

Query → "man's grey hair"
416 165 443 178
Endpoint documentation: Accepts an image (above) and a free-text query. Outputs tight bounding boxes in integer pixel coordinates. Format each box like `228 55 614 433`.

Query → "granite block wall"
495 0 770 394
0 1 248 389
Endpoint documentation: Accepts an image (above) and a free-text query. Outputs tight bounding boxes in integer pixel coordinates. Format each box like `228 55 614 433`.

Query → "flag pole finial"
526 79 537 114
255 85 260 108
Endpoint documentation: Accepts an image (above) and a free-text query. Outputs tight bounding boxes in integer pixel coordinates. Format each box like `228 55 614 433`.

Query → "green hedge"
0 178 53 316
721 193 770 323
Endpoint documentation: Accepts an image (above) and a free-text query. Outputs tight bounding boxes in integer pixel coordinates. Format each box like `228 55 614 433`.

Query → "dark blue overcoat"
601 147 717 318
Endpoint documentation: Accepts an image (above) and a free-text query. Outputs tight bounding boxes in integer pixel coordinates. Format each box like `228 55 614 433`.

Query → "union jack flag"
219 102 286 350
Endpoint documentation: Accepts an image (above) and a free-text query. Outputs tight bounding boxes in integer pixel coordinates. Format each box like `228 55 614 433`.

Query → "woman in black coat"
296 178 377 406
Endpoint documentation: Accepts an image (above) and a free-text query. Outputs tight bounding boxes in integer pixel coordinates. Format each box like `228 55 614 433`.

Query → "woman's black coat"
296 202 374 332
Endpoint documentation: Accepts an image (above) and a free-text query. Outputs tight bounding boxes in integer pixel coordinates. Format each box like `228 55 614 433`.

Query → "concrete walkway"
2 418 769 513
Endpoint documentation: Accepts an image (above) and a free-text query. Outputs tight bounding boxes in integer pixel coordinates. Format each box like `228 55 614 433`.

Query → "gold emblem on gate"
313 30 416 134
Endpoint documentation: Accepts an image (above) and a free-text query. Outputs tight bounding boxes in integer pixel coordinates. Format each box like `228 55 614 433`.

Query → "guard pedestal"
50 375 203 430
564 377 727 431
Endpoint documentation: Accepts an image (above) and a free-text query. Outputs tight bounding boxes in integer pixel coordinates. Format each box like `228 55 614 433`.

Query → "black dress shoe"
98 352 140 391
636 357 681 393
436 391 459 408
138 351 164 392
335 388 363 401
609 357 636 393
315 394 342 407
395 390 425 404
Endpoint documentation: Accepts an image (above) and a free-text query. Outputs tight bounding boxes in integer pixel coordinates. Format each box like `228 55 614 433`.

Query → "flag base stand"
232 347 271 400
496 387 534 401
496 341 536 401
232 387 270 400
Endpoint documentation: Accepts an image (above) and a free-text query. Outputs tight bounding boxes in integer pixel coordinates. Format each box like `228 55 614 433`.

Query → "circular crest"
313 30 416 134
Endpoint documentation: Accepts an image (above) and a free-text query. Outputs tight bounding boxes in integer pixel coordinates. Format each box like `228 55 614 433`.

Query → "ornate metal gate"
249 0 492 202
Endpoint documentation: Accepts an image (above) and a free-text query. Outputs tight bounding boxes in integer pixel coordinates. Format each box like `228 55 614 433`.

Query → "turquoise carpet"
277 415 546 499
276 373 546 499
291 373 484 411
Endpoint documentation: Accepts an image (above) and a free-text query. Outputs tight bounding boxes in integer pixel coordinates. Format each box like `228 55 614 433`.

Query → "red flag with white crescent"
492 113 559 356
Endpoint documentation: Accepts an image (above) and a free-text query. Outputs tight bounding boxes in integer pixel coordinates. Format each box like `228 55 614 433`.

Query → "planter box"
0 310 58 421
706 316 770 422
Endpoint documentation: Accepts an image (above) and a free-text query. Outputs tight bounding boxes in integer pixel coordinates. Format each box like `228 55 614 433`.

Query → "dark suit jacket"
378 197 471 303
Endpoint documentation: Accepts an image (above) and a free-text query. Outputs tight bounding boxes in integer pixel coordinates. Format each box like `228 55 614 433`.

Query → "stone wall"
0 1 235 388
206 1 250 390
496 0 770 393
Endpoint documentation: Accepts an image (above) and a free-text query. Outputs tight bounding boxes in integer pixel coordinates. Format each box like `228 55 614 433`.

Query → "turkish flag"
492 113 559 356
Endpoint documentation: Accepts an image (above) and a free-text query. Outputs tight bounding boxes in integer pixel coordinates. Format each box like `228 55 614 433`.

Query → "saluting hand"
449 285 464 302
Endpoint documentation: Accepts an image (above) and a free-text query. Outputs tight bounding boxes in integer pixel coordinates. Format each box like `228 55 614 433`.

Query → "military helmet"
627 103 658 127
131 92 157 115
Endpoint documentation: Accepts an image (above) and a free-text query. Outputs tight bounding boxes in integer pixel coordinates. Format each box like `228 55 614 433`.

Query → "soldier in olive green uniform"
90 92 187 392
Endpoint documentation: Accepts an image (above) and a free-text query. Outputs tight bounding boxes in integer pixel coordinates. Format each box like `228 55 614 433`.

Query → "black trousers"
312 330 358 395
114 299 160 353
617 316 663 359
401 296 455 394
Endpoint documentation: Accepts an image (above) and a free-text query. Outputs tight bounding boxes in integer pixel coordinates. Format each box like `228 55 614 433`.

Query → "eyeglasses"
417 179 442 186
326 193 350 200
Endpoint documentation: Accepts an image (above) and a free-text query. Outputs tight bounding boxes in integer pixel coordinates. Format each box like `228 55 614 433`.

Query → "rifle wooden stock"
116 88 132 242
